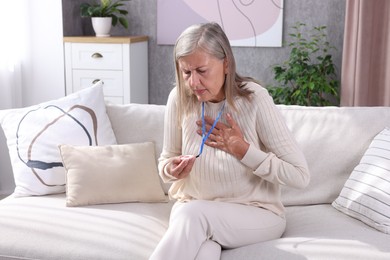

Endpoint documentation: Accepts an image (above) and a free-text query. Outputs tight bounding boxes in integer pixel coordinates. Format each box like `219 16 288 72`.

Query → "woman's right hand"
167 155 196 179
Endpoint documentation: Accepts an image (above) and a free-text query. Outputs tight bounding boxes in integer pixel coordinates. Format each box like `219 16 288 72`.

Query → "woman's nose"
189 72 200 87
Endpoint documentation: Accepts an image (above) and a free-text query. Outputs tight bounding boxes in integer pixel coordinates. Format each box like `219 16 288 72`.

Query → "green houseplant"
267 23 340 106
81 0 130 36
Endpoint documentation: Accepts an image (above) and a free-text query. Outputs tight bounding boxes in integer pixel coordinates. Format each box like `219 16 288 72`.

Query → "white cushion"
0 194 174 260
59 142 167 207
0 83 117 197
222 204 390 259
332 127 390 234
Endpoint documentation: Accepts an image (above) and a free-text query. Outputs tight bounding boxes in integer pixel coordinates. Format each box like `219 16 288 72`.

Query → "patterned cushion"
0 82 117 197
332 127 390 234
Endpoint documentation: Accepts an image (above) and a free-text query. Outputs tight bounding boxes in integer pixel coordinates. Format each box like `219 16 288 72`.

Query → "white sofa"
0 102 390 260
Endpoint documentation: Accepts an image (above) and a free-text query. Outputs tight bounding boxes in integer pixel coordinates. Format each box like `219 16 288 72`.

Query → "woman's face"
178 49 227 103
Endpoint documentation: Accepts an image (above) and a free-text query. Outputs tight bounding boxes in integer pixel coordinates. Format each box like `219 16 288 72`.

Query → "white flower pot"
91 17 112 37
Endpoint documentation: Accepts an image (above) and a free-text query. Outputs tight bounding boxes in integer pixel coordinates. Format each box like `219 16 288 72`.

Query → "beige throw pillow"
59 142 167 207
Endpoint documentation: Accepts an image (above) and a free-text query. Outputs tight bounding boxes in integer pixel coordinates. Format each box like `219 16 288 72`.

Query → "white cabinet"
64 36 148 104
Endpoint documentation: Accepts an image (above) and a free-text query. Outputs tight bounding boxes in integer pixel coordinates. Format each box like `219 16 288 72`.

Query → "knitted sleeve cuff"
240 143 268 170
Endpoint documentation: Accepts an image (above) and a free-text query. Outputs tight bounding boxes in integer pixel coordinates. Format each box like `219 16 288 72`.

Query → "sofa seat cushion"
1 197 389 260
0 194 174 260
222 204 390 260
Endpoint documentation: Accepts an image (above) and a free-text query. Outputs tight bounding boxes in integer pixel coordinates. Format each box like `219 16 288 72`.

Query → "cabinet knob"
91 53 103 59
92 79 104 85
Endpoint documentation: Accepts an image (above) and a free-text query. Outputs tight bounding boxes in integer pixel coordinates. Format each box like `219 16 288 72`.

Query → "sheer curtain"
0 1 26 109
340 0 390 106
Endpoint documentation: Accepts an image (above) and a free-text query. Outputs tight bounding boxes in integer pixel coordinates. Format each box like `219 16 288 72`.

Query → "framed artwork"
157 0 284 47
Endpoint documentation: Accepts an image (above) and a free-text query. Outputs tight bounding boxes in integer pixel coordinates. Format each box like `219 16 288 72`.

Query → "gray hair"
173 22 255 119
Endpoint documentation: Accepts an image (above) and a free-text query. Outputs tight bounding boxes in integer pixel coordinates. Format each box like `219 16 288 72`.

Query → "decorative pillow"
332 127 390 234
0 82 117 197
59 142 167 207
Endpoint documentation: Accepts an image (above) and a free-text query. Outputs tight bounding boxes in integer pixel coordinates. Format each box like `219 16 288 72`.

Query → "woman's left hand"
196 113 249 160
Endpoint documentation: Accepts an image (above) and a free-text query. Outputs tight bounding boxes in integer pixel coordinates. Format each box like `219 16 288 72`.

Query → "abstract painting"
157 0 284 47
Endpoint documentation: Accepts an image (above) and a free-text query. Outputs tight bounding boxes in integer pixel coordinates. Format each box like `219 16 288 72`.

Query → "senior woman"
150 22 309 260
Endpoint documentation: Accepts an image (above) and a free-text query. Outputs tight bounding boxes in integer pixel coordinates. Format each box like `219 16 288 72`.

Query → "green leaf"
79 0 130 28
119 17 128 29
111 15 118 26
267 22 339 106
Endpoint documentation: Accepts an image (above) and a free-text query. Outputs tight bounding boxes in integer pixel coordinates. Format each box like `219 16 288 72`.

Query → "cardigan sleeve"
158 88 182 183
240 86 310 189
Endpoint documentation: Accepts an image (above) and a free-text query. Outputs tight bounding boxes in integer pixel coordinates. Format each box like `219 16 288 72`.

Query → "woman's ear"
224 58 229 74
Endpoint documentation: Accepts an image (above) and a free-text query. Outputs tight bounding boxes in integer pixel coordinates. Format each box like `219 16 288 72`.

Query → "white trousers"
150 200 286 260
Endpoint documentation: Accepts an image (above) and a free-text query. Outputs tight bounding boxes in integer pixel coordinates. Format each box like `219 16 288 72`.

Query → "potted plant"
80 0 130 37
267 23 340 106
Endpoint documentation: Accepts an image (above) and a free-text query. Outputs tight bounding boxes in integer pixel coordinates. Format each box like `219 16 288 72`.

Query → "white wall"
0 0 65 196
22 0 65 106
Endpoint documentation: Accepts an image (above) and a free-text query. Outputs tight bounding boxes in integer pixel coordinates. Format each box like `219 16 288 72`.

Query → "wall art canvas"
157 0 284 47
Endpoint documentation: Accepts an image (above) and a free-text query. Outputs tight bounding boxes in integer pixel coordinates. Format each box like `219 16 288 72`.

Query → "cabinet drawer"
71 43 123 70
72 70 123 96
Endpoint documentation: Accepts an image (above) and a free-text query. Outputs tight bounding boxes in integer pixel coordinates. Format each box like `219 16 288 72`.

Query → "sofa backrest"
0 102 168 196
278 105 390 206
2 103 389 205
105 103 170 192
107 103 390 206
